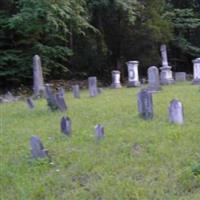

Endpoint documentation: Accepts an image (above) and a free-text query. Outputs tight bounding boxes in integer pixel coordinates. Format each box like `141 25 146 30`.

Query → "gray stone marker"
192 58 200 84
88 77 98 97
55 92 67 112
61 116 71 136
97 87 103 94
33 55 45 97
95 124 105 140
127 61 140 87
27 97 34 109
175 72 186 82
147 66 161 92
72 85 80 99
168 99 184 125
58 87 65 97
30 136 48 159
111 70 122 88
137 89 153 120
160 44 174 85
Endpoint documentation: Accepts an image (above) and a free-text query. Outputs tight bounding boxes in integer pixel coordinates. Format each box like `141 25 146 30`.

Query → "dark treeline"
0 0 200 87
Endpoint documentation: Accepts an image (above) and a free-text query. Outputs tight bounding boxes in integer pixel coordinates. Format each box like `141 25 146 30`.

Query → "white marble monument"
111 70 122 88
192 58 200 84
127 61 140 87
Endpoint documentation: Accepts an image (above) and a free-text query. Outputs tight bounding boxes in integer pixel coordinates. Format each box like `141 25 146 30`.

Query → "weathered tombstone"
72 85 80 99
58 87 65 97
175 72 186 82
147 66 161 92
192 58 200 84
160 44 174 85
88 77 98 97
60 116 71 136
137 89 153 120
30 136 48 159
27 97 34 109
127 61 140 87
111 70 122 88
33 55 45 97
95 124 105 140
55 92 67 112
97 87 103 94
168 99 184 125
45 84 59 111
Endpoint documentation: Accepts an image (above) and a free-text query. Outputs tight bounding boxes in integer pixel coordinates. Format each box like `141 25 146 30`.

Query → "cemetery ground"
1 82 200 200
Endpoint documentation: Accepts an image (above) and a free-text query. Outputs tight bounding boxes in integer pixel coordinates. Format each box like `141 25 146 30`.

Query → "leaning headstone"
175 72 186 82
72 85 80 99
127 61 140 87
137 89 153 120
33 55 45 97
30 136 48 159
61 116 71 136
111 70 122 88
160 44 174 85
192 58 200 84
168 99 184 125
88 77 98 97
45 84 59 111
147 66 161 92
55 91 67 112
27 97 34 109
95 124 105 140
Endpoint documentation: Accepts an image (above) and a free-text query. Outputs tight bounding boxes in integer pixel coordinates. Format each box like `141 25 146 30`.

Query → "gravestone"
27 97 34 109
33 55 45 97
45 84 59 111
127 61 140 87
97 87 103 94
147 66 161 92
111 70 122 88
88 77 98 97
95 124 105 140
160 44 174 85
72 85 80 99
58 87 65 97
168 99 184 125
61 116 71 136
192 58 200 84
55 92 67 112
137 89 153 120
175 72 186 82
30 136 48 159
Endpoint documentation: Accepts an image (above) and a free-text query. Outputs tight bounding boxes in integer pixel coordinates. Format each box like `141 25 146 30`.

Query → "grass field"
1 82 200 200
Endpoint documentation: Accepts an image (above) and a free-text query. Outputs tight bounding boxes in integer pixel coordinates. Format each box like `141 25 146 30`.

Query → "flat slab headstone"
147 66 161 92
30 136 48 159
175 72 186 81
61 116 71 136
72 85 80 99
192 58 200 84
27 97 35 109
168 99 184 125
33 55 45 97
127 61 140 87
88 77 98 97
95 124 104 140
55 92 67 112
137 89 153 120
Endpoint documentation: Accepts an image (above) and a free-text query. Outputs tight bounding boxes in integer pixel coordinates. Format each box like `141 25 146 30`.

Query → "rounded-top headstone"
147 66 161 92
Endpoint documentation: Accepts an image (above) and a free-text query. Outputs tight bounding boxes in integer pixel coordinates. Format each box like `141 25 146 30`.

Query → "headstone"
175 72 186 82
192 58 200 84
88 77 98 97
147 66 161 92
30 136 48 159
58 87 65 97
127 61 140 87
95 124 104 140
111 70 122 88
33 55 45 97
168 99 184 125
61 116 71 136
55 92 67 112
45 84 59 111
97 87 103 94
27 97 34 109
160 44 174 85
72 85 80 99
137 89 153 120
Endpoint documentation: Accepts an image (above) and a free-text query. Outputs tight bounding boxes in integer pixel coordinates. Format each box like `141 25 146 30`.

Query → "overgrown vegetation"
0 0 200 86
1 83 200 199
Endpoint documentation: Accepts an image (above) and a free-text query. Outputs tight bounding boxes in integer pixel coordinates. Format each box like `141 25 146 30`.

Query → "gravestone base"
160 66 175 85
111 83 122 89
127 81 140 87
192 79 200 84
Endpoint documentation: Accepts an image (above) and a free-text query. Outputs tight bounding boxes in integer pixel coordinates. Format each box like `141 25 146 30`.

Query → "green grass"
1 82 200 200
